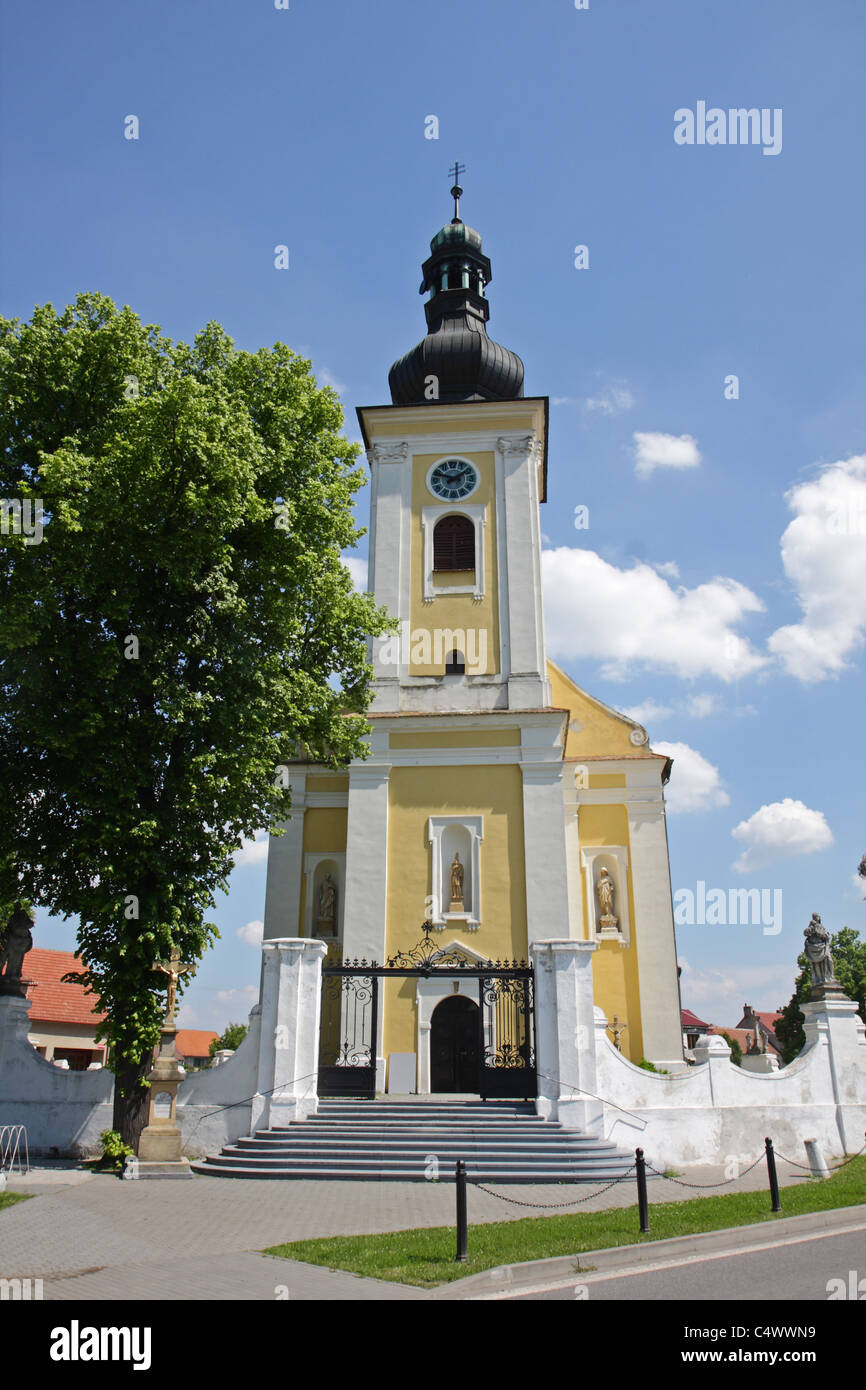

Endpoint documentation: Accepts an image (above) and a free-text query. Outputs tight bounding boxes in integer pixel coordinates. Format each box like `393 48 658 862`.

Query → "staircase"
191 1099 637 1182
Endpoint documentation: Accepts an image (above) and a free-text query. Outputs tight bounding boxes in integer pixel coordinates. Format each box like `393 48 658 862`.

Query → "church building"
263 181 685 1091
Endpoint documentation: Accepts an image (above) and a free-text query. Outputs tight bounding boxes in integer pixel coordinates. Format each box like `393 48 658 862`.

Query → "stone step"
230 1134 622 1156
190 1163 633 1183
245 1132 622 1150
192 1098 638 1182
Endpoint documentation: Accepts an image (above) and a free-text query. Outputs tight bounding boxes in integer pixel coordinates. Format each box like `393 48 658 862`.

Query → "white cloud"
620 699 675 725
236 919 264 947
731 798 833 874
215 985 259 1009
551 396 576 406
542 547 767 682
585 383 635 416
633 431 701 478
232 830 269 868
685 693 721 719
653 741 730 814
768 454 866 682
317 366 346 395
342 554 368 591
652 560 680 579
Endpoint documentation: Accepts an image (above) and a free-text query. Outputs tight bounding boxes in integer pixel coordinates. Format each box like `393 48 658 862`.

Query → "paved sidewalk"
0 1158 822 1302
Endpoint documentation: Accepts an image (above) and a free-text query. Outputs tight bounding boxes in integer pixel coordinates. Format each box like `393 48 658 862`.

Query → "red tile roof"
175 1029 219 1060
708 1025 782 1058
25 949 106 1028
681 1008 709 1029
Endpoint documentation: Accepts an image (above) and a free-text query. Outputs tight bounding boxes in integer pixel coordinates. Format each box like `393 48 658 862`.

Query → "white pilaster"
342 762 391 965
522 763 570 946
368 440 409 710
497 434 550 709
263 772 307 941
627 799 684 1068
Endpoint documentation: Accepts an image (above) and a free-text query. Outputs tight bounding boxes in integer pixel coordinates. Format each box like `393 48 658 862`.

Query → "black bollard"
456 1160 468 1263
635 1148 650 1234
765 1136 782 1212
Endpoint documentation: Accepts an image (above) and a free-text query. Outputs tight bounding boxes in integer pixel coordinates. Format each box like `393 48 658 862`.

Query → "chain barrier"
473 1165 636 1210
775 1140 866 1174
642 1152 766 1189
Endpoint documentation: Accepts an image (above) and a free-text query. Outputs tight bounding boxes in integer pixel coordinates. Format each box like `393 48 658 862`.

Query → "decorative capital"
369 441 409 466
496 433 536 460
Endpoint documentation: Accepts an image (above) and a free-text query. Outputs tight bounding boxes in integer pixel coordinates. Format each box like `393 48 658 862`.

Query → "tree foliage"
0 293 391 1141
209 1022 248 1057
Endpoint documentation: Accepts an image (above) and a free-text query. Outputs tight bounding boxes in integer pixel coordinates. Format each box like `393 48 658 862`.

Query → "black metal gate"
317 923 536 1101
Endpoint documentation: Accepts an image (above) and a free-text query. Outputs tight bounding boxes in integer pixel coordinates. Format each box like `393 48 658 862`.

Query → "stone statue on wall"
0 904 34 994
596 867 618 931
803 912 837 991
449 853 465 911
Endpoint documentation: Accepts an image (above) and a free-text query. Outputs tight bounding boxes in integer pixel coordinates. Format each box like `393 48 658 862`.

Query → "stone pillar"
740 1052 779 1074
531 940 601 1132
627 800 684 1069
250 939 325 1132
802 994 866 1155
522 764 571 947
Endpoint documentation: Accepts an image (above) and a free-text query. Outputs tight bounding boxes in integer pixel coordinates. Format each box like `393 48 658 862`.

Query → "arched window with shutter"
433 514 475 572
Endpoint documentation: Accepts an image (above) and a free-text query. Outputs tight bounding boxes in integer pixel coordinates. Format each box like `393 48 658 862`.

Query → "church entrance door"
430 995 480 1093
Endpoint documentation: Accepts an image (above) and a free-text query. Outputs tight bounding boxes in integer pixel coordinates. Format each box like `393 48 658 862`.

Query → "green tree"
720 1032 743 1067
209 1022 248 1058
775 926 866 1064
0 294 391 1146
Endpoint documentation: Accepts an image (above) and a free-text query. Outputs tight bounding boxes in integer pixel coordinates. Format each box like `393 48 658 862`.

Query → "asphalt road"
504 1227 866 1301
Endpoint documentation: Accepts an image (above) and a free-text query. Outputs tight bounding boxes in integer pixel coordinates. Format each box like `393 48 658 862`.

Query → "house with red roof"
681 1008 710 1051
175 1029 219 1069
24 948 108 1071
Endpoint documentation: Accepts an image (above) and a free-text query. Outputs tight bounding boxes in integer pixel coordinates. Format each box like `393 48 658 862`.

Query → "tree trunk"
113 1055 152 1152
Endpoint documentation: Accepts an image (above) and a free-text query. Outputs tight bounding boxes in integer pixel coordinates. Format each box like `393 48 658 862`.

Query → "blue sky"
2 0 864 1033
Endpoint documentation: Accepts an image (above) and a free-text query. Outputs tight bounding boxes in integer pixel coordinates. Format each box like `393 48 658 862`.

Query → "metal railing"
0 1125 30 1175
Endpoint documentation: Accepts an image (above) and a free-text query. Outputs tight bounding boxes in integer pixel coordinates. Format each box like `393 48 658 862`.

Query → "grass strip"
263 1156 866 1287
0 1192 32 1213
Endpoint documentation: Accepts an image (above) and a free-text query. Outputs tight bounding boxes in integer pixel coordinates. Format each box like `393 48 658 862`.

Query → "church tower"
263 179 685 1088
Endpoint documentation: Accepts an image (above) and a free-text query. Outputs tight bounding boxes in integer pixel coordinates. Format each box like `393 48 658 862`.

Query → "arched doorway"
430 995 480 1093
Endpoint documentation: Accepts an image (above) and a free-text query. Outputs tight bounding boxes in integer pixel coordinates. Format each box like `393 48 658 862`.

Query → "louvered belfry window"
433 514 475 571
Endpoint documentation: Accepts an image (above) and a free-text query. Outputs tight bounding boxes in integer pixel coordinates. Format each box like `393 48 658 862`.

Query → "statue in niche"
596 867 619 931
318 875 337 933
449 852 465 912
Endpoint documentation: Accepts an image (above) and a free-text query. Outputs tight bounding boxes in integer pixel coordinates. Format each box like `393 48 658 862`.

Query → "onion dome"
388 175 524 405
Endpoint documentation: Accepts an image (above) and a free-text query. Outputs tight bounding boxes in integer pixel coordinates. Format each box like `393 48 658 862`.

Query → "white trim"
579 845 631 945
421 503 486 601
426 815 483 927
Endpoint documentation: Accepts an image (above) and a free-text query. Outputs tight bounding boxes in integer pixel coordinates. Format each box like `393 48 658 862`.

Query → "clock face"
429 458 479 501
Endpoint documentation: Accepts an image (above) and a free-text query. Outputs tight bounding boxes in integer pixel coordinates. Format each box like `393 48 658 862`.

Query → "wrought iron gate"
318 923 536 1101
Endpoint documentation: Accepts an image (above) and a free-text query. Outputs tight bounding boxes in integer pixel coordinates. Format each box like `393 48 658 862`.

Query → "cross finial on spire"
450 161 466 222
